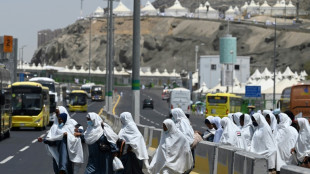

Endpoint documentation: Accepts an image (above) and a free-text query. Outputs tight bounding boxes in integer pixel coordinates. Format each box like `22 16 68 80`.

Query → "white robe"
295 118 310 162
240 114 254 151
171 108 194 146
119 112 149 161
220 117 247 150
250 113 277 169
149 119 193 174
274 113 298 171
211 117 223 143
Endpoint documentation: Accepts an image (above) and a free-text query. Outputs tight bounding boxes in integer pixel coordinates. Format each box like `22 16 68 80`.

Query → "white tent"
205 1 219 19
272 0 286 16
260 0 272 16
165 0 188 17
282 66 295 79
234 6 240 15
193 82 209 95
225 6 235 20
241 2 248 13
195 4 207 18
247 0 260 16
261 68 272 79
92 6 104 17
286 0 296 17
141 1 158 16
114 1 132 16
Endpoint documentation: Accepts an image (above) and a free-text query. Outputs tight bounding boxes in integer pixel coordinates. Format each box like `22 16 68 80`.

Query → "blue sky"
0 0 154 62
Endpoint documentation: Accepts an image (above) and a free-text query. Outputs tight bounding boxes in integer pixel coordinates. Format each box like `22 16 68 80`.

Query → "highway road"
0 87 206 173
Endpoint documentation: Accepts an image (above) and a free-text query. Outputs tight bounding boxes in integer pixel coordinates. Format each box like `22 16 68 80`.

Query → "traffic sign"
245 86 261 97
3 35 13 53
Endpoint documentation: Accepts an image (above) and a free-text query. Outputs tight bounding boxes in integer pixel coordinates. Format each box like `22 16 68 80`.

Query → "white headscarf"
295 118 310 162
220 117 247 150
84 112 104 145
149 119 193 174
250 113 277 169
240 114 254 150
119 112 149 160
171 108 194 145
46 110 84 164
275 113 298 171
211 116 223 143
263 110 277 132
233 112 242 127
227 113 234 122
206 116 216 134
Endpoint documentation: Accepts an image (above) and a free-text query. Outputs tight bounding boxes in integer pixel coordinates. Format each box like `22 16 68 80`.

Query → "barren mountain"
31 17 310 74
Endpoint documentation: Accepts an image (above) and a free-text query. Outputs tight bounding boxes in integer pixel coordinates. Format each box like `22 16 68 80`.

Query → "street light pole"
132 0 141 123
195 45 199 72
21 45 26 70
89 17 92 83
230 50 234 93
108 0 114 112
273 17 277 110
105 1 110 112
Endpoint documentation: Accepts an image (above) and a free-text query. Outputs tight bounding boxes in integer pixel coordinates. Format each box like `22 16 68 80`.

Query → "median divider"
280 165 310 174
192 141 219 174
217 145 242 174
233 150 268 174
148 128 162 159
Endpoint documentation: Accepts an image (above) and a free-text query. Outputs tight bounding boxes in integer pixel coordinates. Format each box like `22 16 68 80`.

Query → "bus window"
208 96 227 104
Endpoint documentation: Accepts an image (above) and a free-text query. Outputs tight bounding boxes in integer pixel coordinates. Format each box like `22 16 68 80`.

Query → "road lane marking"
150 121 154 124
32 139 38 143
112 95 121 115
71 113 76 118
0 156 14 164
40 134 46 138
19 146 29 152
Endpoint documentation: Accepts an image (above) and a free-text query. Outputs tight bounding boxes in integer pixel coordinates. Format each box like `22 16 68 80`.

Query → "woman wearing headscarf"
251 113 277 172
220 117 247 150
233 112 243 128
210 116 223 143
117 112 149 174
274 113 298 171
38 110 84 174
239 114 254 150
262 110 277 133
291 118 310 168
203 116 215 141
171 108 194 146
149 119 193 174
84 112 119 174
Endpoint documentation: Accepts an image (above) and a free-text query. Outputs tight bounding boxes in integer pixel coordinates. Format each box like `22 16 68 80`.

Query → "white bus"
29 77 58 124
81 83 95 98
169 87 191 118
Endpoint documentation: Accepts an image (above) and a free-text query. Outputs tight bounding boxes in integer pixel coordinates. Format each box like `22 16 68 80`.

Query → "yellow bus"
205 93 243 117
11 82 50 130
69 90 88 112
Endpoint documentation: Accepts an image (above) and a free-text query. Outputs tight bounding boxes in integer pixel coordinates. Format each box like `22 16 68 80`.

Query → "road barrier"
102 111 310 174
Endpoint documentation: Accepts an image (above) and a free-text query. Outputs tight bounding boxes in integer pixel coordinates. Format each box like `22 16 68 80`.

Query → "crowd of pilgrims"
37 105 310 174
203 109 310 172
38 107 196 174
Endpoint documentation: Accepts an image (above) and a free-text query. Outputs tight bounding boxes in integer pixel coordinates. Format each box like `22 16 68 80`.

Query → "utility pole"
273 17 277 110
108 0 114 113
21 45 26 70
105 0 110 112
132 0 141 123
88 17 92 83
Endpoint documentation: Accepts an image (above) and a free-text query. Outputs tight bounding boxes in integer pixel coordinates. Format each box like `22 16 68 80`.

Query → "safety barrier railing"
101 111 310 174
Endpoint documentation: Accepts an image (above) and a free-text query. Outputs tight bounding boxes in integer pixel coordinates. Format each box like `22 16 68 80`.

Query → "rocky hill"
31 17 310 74
153 0 310 12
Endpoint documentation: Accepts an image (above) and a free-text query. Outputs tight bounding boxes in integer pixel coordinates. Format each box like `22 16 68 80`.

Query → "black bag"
98 142 111 152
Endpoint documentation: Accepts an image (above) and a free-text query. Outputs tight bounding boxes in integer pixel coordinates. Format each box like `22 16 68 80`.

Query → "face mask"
87 121 93 127
58 123 64 129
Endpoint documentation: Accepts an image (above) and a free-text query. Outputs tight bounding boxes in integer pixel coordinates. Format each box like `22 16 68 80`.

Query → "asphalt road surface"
0 100 103 174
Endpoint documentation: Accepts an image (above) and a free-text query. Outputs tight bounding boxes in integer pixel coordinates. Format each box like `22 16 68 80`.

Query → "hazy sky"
0 0 154 62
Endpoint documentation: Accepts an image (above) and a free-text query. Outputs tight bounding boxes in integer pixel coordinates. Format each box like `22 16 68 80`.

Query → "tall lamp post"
88 17 93 83
21 45 26 70
230 50 234 93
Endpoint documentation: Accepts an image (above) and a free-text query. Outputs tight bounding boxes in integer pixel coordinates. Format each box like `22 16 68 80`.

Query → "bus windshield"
12 93 42 116
39 82 55 92
70 94 87 105
207 96 227 104
81 87 91 93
